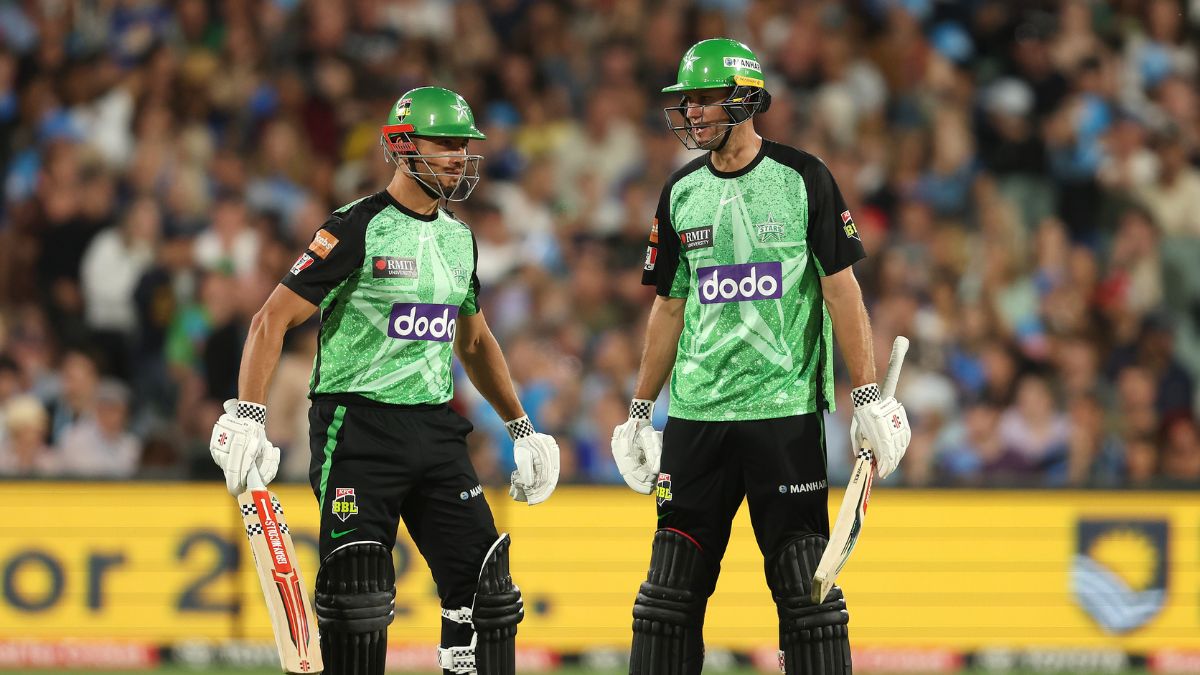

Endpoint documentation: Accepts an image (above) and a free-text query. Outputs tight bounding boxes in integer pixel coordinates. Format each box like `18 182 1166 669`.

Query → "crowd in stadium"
0 0 1197 489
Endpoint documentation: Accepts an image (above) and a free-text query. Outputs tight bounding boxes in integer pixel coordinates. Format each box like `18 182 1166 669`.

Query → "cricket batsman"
209 86 559 675
611 39 912 674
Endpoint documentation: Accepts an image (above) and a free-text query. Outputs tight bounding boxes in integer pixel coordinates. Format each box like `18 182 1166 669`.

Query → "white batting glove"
849 384 911 479
611 399 662 494
506 416 560 505
209 399 281 495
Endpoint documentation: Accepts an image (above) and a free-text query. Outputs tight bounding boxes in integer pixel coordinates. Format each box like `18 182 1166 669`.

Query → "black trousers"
307 400 499 637
654 413 831 594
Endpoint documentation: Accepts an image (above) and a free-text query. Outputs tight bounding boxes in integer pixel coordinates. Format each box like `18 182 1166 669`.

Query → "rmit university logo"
332 488 358 522
1071 518 1168 634
372 256 417 279
388 303 459 342
697 262 783 304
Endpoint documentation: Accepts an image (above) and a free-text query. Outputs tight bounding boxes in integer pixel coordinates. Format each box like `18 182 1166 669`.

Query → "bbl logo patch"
332 487 359 522
656 472 673 507
1071 518 1168 633
290 253 314 276
840 210 859 240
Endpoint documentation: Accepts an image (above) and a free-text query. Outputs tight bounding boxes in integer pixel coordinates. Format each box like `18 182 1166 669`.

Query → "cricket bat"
811 335 909 604
238 465 323 673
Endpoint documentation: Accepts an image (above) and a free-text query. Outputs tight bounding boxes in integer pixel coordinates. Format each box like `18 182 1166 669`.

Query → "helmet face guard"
381 123 483 201
663 85 771 150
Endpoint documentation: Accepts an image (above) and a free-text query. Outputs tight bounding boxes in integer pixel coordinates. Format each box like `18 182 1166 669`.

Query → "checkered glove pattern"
505 415 535 440
629 399 654 420
851 383 880 408
236 401 267 426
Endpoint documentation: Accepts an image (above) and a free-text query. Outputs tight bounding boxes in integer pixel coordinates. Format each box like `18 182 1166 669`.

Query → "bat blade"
811 336 908 604
239 479 323 674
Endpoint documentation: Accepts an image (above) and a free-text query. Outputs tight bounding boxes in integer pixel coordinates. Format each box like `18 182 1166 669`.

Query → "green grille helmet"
662 38 772 150
380 86 486 201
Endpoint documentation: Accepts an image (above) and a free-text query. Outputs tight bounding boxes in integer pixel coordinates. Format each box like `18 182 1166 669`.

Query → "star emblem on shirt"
756 213 786 243
451 265 471 285
451 102 470 121
682 53 699 71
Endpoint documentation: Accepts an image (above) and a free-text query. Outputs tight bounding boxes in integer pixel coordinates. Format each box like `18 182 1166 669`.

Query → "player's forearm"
237 310 290 405
825 293 875 388
632 295 685 400
459 331 525 422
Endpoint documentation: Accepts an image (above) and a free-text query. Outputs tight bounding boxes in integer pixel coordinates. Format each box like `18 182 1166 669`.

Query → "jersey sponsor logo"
643 246 657 271
756 213 786 243
679 226 713 251
778 480 828 494
387 303 459 342
649 218 659 244
840 210 860 240
723 57 761 71
290 253 314 276
372 256 418 279
309 229 339 259
656 473 672 506
697 262 783 304
332 488 358 522
459 484 483 501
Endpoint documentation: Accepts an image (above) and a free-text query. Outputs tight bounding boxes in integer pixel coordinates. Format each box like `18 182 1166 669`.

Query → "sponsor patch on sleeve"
290 253 314 276
309 229 340 259
840 210 859 240
650 218 659 244
644 246 658 271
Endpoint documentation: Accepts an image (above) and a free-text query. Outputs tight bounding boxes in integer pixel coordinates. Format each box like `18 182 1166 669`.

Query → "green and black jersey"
282 191 480 407
642 140 866 421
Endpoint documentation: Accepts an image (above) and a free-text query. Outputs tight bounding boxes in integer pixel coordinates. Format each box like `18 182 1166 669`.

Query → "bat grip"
880 336 909 399
247 464 266 490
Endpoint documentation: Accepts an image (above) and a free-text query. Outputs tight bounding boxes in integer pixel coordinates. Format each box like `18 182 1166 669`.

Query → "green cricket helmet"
381 86 486 201
662 38 772 150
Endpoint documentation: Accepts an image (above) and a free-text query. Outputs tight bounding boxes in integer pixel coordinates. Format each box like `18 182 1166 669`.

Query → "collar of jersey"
706 138 770 180
379 189 440 222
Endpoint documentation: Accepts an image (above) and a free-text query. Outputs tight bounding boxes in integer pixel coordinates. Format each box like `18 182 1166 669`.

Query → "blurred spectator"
56 378 141 478
0 394 60 477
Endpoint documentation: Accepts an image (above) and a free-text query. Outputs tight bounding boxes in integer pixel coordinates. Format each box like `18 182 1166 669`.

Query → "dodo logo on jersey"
697 262 783 304
332 488 358 522
372 256 418 279
656 473 673 506
679 226 713 252
1071 518 1168 634
387 303 459 342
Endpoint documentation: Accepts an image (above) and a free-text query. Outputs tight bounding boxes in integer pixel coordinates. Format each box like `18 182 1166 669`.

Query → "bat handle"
247 464 266 491
880 336 909 400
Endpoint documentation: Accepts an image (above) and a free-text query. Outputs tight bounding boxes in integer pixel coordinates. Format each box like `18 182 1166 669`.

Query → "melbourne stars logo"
451 101 470 121
682 53 699 71
756 213 786 243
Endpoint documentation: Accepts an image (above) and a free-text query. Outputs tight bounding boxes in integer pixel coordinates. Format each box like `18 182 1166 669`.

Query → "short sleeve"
280 214 366 306
460 233 482 316
804 159 866 276
641 182 685 297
